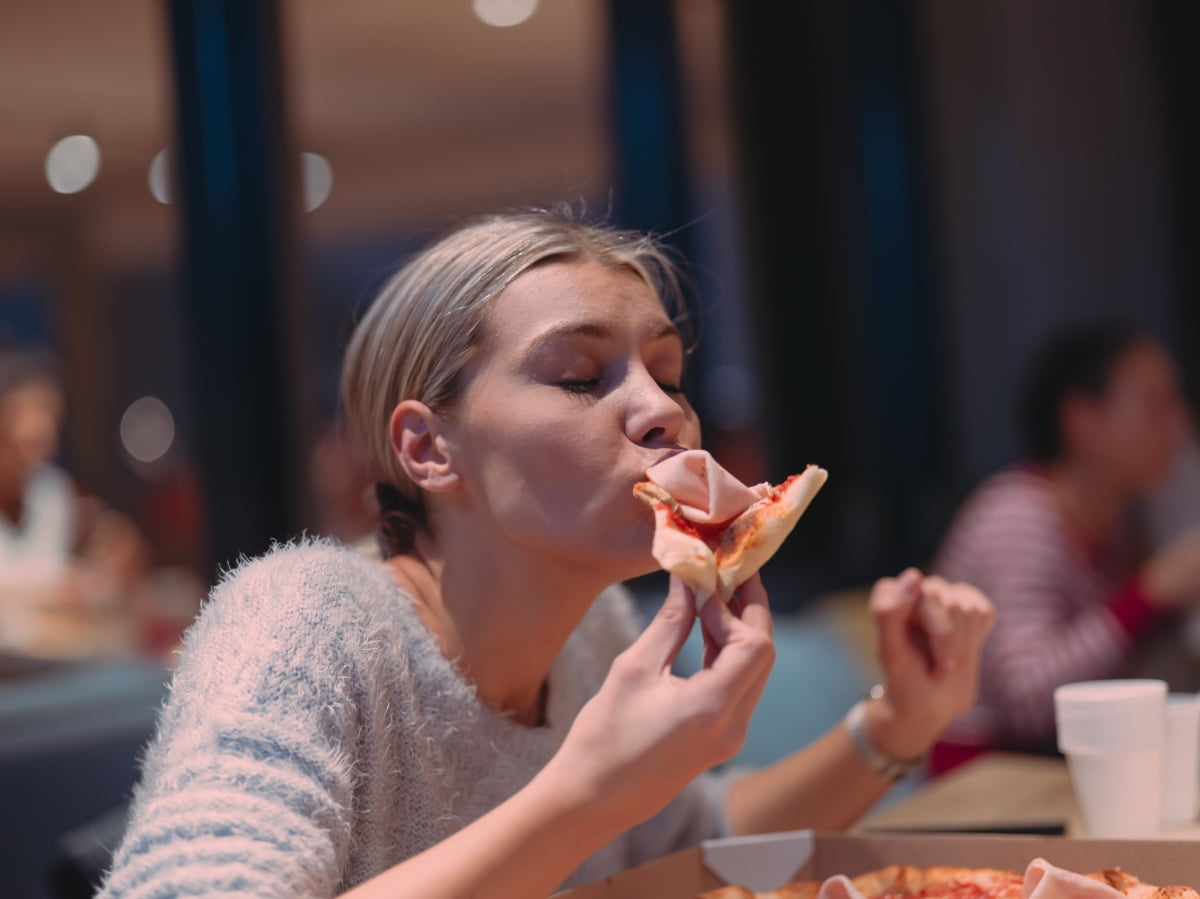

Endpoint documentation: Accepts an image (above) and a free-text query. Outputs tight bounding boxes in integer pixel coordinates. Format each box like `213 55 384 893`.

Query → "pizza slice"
634 450 828 609
1086 868 1199 899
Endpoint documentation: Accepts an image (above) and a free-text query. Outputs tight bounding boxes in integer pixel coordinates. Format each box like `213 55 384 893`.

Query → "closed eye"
560 378 683 397
558 378 602 394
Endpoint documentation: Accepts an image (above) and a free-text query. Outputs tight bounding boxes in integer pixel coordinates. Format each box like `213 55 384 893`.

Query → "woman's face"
1088 342 1187 493
0 380 63 491
441 258 701 575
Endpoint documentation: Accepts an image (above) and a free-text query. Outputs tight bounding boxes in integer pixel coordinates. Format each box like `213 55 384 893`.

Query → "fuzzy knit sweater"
98 541 729 898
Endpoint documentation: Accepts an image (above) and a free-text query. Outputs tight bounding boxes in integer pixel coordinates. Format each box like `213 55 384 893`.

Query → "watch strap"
843 695 925 781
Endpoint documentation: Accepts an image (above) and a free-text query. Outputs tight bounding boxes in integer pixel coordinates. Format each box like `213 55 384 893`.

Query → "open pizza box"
554 831 1200 899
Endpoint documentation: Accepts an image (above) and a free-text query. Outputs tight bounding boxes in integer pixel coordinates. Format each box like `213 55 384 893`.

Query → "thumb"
624 575 697 671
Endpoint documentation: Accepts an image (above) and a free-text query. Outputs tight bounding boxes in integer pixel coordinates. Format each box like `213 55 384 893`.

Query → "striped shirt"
931 466 1155 766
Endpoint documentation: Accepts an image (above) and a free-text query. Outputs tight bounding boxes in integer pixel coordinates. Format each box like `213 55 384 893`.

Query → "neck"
0 477 23 525
386 524 617 727
1047 461 1129 546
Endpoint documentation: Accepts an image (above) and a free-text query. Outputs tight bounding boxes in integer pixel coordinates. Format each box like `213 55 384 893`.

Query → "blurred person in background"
99 209 993 898
931 323 1200 773
0 348 77 589
0 347 186 658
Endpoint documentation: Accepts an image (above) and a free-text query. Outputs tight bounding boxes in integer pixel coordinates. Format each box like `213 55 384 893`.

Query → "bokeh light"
45 135 101 194
120 396 176 464
301 152 333 212
473 0 538 28
148 148 170 204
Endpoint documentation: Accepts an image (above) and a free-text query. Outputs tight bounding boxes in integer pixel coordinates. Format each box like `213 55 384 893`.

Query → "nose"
624 366 688 447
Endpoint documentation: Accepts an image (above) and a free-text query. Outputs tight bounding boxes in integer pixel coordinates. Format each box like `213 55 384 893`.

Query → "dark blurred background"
6 0 1200 586
3 0 1200 894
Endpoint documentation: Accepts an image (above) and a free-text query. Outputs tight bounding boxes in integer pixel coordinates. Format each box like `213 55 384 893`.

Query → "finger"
960 583 997 640
624 575 697 670
701 581 771 667
701 613 719 669
696 596 775 688
731 572 773 636
698 595 739 651
941 591 989 645
920 579 996 675
916 586 959 674
870 569 923 664
871 568 923 615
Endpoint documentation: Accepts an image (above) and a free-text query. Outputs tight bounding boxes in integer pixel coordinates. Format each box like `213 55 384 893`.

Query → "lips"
647 446 688 468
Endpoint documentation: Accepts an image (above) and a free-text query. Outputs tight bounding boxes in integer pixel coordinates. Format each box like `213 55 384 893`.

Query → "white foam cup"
1054 679 1167 837
1161 694 1200 824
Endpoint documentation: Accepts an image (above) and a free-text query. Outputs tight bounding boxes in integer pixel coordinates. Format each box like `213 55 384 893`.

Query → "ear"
388 400 462 493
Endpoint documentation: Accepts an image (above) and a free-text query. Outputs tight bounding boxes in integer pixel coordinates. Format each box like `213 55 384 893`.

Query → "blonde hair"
340 206 689 554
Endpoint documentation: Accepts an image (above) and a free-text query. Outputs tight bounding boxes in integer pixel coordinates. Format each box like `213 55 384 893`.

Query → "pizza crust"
1149 887 1200 899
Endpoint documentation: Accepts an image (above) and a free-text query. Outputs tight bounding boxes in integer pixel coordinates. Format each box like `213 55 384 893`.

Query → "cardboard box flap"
701 830 815 891
554 847 722 899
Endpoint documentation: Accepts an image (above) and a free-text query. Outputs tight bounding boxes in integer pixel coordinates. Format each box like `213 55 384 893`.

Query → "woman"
0 349 150 653
100 209 992 898
931 324 1200 773
0 349 75 588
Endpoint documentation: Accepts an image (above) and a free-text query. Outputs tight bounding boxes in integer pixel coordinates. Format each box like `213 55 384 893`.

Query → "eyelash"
557 379 684 395
558 379 602 394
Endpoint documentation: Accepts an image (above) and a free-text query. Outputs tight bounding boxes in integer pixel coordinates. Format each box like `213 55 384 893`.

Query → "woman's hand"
1143 526 1200 608
865 568 994 760
543 574 775 834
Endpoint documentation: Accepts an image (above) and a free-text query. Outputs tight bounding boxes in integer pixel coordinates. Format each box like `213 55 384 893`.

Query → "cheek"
465 400 623 520
1105 404 1174 476
1141 411 1183 469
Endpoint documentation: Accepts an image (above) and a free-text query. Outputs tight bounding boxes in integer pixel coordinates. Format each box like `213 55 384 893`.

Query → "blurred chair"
50 802 129 899
0 658 167 899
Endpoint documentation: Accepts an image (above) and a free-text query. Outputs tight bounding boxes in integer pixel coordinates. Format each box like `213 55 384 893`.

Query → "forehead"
0 381 62 414
1110 342 1177 389
485 258 669 340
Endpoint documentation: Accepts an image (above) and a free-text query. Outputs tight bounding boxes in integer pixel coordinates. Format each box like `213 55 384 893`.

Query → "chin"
620 556 661 582
588 544 660 584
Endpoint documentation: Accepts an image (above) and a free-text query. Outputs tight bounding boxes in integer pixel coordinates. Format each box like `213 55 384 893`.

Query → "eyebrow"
528 320 682 347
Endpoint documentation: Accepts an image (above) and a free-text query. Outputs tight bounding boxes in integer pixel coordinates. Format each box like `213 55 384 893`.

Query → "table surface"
856 752 1200 840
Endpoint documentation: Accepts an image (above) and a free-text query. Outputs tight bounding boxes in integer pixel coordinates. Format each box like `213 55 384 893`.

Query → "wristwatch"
843 685 926 781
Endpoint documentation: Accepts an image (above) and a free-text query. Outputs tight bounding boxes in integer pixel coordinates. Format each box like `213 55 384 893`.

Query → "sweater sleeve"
98 548 367 899
936 482 1135 747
